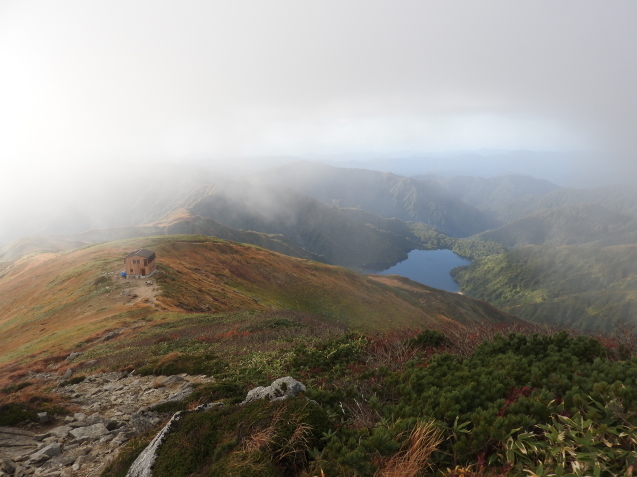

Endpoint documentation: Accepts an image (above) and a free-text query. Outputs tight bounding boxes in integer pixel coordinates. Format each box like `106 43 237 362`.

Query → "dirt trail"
108 272 159 307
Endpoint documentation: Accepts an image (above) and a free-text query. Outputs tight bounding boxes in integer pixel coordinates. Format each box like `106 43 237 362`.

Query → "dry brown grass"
442 465 512 477
367 330 421 371
242 426 278 452
375 419 444 477
345 399 382 430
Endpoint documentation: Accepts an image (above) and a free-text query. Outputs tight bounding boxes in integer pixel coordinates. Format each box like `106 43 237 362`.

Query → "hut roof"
126 248 156 261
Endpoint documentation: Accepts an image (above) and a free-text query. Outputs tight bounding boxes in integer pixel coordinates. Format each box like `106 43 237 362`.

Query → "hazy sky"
1 0 636 168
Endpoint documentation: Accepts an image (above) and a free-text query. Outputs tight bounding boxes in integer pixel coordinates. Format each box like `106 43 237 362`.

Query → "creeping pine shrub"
0 400 69 426
318 332 637 474
0 403 38 426
411 329 448 348
150 398 332 477
59 375 85 387
0 381 33 394
288 333 367 375
137 352 227 376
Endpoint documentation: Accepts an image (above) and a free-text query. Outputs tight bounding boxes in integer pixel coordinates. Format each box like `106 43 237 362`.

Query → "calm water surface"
375 249 471 292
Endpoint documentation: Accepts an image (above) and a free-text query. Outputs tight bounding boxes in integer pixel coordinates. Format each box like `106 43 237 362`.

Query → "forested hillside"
452 244 637 330
471 204 637 248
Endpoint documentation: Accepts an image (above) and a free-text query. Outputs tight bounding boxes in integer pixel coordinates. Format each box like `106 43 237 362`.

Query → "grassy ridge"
0 235 517 364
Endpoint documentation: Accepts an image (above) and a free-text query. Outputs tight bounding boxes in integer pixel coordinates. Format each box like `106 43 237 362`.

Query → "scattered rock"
37 412 49 424
69 423 109 440
0 371 215 477
61 368 73 380
48 426 71 439
0 427 38 458
130 409 161 434
81 359 98 368
161 375 185 386
0 458 16 474
29 443 62 464
66 352 82 361
241 376 306 405
100 331 119 342
195 402 224 411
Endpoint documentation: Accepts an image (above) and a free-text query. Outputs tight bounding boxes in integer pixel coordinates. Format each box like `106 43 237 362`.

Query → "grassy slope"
493 183 637 223
0 235 518 365
452 244 637 331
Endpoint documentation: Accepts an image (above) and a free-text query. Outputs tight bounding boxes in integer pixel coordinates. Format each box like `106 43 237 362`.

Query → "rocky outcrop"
0 371 213 477
241 376 306 405
125 412 184 477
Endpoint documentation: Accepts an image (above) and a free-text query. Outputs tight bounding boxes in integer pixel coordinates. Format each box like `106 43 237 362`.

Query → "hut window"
130 269 133 273
144 259 148 266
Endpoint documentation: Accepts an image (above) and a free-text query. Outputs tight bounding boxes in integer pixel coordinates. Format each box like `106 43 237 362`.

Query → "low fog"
1 1 637 245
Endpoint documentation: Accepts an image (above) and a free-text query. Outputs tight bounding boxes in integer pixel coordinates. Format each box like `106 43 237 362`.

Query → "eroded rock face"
0 371 214 477
241 376 306 405
125 412 184 477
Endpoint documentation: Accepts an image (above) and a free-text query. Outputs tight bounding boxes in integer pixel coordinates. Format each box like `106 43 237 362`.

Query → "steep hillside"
0 235 519 363
0 211 321 264
189 183 419 268
452 243 637 331
258 161 497 236
417 174 560 220
494 183 637 223
472 204 637 248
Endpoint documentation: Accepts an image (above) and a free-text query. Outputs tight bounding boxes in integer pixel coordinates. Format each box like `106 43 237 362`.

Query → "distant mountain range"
471 204 637 248
258 161 498 237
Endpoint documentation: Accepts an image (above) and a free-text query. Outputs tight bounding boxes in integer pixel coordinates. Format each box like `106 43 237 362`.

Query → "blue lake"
373 249 472 292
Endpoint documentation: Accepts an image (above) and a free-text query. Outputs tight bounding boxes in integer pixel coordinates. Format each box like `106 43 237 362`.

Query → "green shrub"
0 401 69 426
59 375 86 387
244 318 306 332
0 403 38 426
137 352 227 376
0 382 33 394
411 329 448 348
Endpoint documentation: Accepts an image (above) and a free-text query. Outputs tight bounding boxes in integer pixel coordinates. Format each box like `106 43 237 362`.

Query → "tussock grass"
375 420 444 477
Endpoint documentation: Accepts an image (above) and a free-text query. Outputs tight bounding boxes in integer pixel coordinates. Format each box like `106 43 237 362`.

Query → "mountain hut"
124 248 156 278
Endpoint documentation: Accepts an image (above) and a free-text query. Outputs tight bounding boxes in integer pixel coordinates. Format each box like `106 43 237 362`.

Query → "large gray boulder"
241 377 306 405
29 442 62 465
49 426 72 439
69 423 109 440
